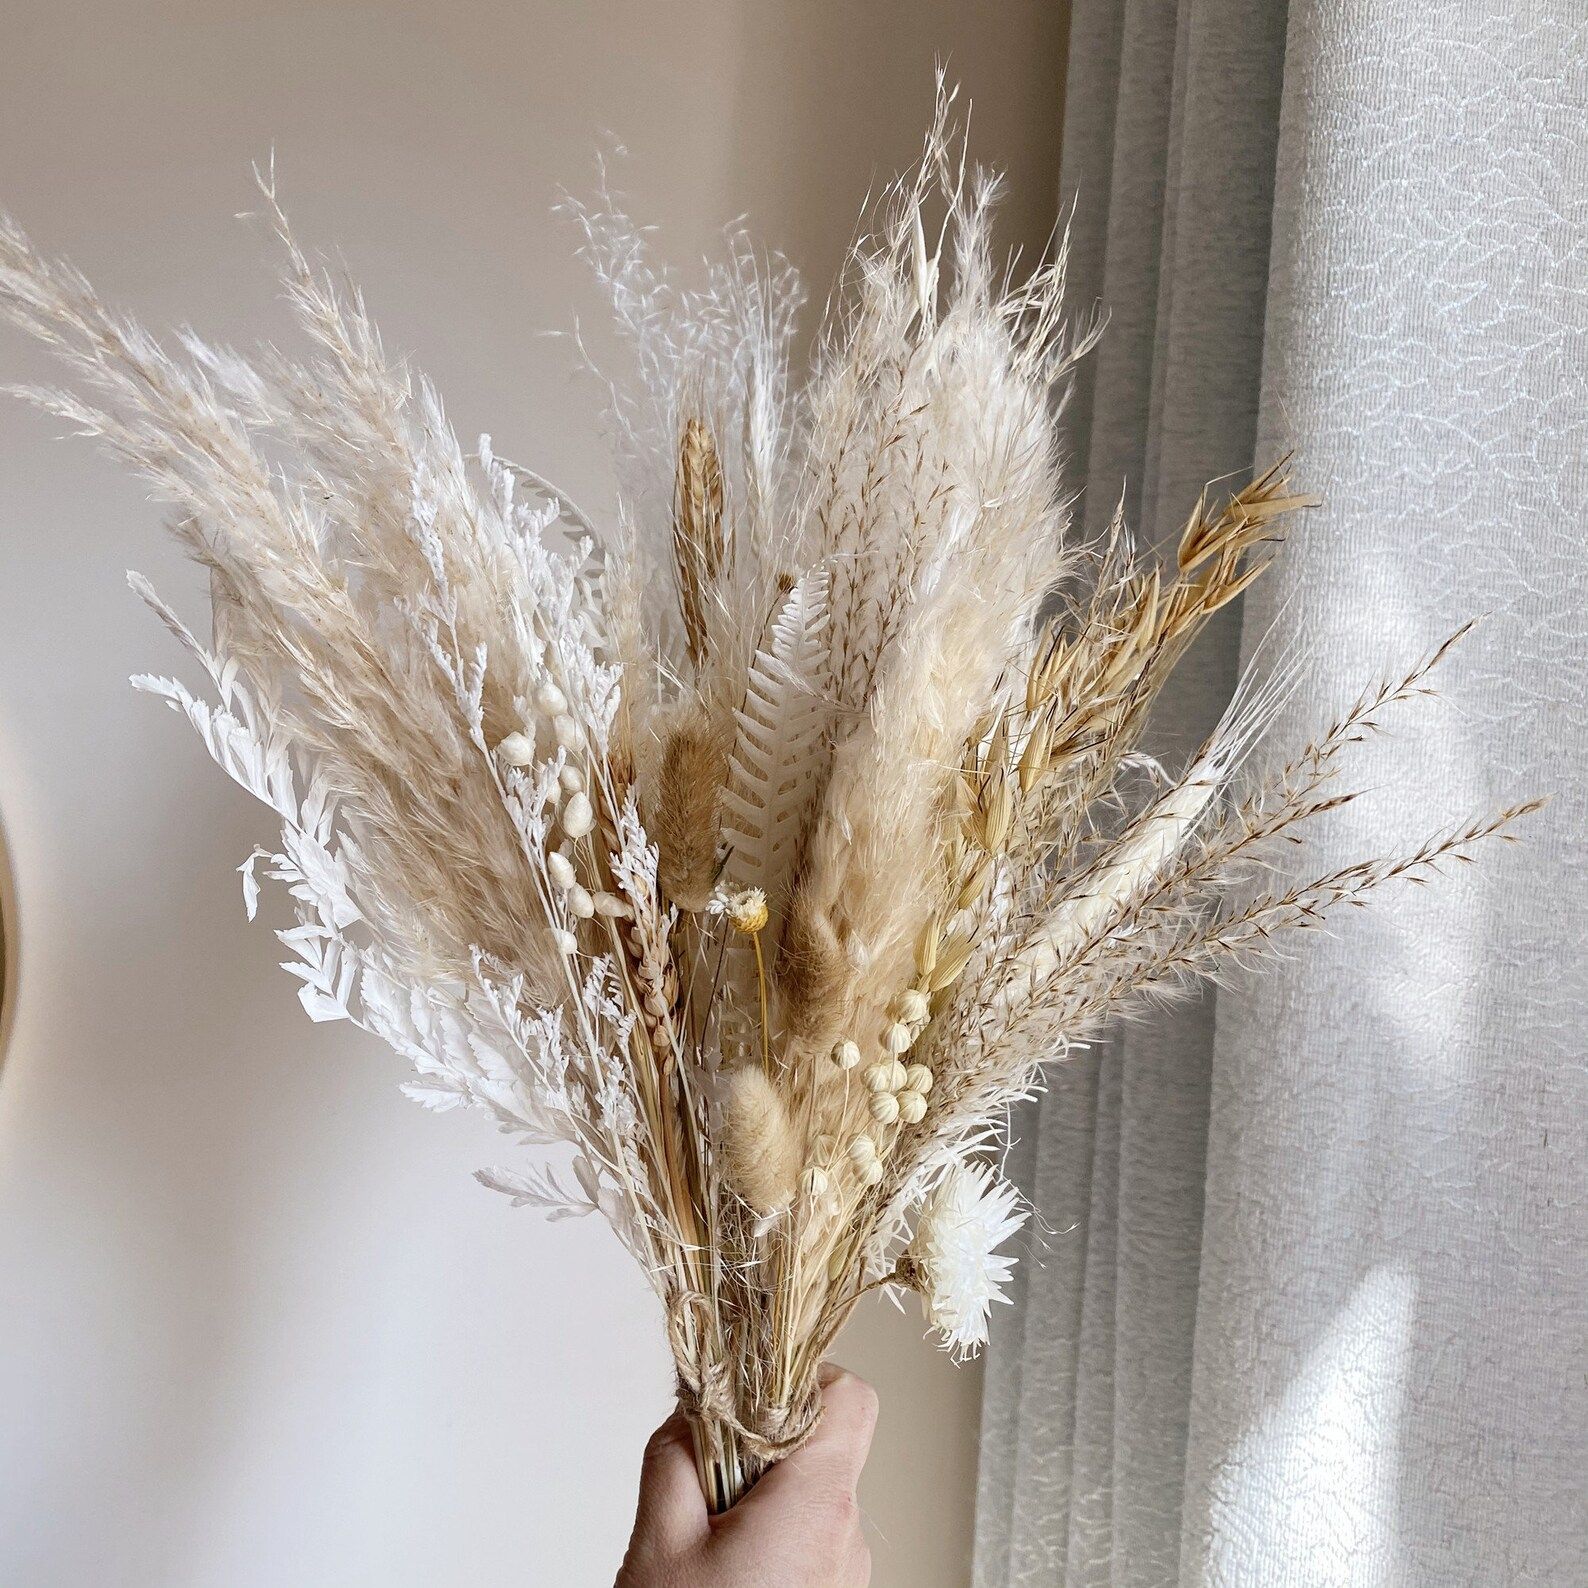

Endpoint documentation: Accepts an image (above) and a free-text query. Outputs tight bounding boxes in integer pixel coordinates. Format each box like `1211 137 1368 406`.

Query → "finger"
801 1366 879 1494
842 1530 874 1587
628 1411 710 1557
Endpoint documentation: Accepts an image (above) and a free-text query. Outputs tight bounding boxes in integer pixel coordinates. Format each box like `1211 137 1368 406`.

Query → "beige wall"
0 4 1066 1583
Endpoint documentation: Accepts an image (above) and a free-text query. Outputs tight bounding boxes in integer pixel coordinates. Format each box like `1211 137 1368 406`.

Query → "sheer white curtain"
975 3 1588 1584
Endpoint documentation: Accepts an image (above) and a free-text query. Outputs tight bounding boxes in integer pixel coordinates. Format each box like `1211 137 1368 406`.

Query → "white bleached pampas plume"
0 87 1537 1511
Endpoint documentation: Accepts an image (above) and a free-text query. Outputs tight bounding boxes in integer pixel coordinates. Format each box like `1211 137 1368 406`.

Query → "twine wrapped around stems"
673 1358 826 1512
674 1363 824 1465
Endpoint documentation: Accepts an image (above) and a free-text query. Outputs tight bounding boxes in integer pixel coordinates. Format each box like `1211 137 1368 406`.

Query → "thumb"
628 1412 710 1559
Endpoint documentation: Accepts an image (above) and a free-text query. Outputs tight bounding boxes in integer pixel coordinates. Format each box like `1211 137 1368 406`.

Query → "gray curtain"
975 4 1588 1585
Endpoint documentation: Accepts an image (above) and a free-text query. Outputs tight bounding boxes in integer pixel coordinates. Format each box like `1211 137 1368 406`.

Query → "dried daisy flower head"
0 78 1536 1511
903 1161 1027 1361
715 887 769 936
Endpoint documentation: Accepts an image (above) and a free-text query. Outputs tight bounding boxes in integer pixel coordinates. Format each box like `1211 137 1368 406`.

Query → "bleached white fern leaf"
720 568 830 911
278 923 359 1023
132 673 300 822
474 1163 598 1220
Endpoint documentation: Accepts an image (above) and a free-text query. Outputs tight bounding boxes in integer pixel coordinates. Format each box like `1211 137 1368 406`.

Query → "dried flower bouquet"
0 96 1534 1510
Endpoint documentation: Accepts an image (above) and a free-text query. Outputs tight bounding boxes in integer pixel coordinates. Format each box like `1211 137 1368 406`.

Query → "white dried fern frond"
720 568 832 920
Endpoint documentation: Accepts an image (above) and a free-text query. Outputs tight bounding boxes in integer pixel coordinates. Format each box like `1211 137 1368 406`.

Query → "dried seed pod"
561 791 595 839
869 1091 900 1125
1026 620 1065 713
496 731 535 766
566 885 595 920
1018 703 1056 793
534 681 568 716
883 1021 914 1054
904 1063 934 1095
897 1089 927 1124
980 765 1014 852
895 988 930 1025
546 851 577 891
832 1039 862 1071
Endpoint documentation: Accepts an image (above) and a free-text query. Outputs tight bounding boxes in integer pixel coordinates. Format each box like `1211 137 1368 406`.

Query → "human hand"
615 1364 877 1587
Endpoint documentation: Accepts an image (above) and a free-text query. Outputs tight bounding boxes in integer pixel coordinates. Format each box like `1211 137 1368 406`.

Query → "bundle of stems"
0 90 1536 1509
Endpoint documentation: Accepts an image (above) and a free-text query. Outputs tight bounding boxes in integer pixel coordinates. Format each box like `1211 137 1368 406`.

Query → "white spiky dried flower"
907 1161 1027 1361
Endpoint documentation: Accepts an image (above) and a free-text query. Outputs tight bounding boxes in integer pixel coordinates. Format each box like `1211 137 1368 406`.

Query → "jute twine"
674 1359 824 1463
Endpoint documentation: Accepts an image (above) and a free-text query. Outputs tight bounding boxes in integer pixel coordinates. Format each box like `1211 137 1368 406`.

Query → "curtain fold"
976 3 1588 1584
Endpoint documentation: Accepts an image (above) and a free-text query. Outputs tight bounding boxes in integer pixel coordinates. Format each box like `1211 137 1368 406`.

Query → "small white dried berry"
534 681 568 716
561 791 594 839
495 731 535 766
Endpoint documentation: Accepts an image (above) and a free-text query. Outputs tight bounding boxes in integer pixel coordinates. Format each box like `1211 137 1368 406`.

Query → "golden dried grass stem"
673 415 726 669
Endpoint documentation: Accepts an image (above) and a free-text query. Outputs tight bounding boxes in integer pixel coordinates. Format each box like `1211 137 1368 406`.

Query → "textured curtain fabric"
974 4 1588 1585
